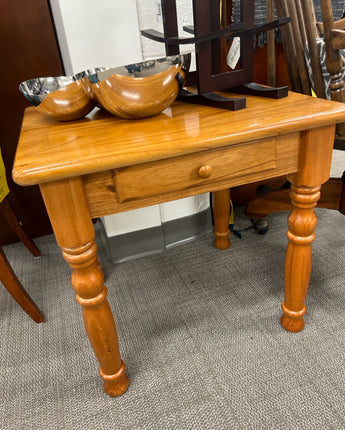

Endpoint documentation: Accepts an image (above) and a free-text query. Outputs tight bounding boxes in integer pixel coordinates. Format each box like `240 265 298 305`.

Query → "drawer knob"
198 164 212 179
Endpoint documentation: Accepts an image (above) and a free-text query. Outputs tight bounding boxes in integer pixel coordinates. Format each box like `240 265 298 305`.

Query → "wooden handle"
198 164 212 179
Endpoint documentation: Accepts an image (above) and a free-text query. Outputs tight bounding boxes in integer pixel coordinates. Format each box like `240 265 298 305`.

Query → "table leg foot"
213 230 230 249
64 240 129 396
282 184 320 333
100 360 130 397
280 303 306 332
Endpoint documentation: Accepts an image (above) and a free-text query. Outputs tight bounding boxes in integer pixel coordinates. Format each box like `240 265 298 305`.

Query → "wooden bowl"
19 76 96 121
84 54 191 119
74 68 110 105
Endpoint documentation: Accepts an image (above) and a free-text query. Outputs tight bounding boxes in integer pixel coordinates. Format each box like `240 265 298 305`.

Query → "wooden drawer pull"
198 164 213 179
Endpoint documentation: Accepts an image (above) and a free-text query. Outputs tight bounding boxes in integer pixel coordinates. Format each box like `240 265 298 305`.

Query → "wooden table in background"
13 92 345 396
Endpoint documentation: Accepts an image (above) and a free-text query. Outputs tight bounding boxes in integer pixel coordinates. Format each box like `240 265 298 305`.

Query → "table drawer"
113 137 282 203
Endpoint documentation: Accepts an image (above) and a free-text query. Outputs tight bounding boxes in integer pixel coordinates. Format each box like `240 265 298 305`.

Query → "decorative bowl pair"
19 54 191 121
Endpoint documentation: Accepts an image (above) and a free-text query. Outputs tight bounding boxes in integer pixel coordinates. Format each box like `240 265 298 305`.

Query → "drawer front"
113 137 285 203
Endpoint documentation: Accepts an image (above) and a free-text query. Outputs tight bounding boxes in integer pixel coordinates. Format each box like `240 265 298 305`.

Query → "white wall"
50 0 209 236
136 0 194 59
50 0 143 74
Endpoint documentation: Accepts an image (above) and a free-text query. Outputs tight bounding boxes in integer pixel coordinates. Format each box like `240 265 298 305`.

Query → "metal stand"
141 0 289 110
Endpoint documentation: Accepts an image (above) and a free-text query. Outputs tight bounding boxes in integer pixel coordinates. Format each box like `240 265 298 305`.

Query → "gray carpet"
1 151 345 429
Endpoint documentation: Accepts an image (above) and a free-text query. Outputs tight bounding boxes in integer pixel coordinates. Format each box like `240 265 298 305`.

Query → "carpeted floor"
1 150 345 429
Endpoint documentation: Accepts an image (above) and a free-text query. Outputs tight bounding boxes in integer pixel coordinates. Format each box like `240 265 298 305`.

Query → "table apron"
83 132 301 218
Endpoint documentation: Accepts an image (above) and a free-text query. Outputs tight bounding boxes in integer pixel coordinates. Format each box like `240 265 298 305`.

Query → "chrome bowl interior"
74 67 110 81
19 76 75 107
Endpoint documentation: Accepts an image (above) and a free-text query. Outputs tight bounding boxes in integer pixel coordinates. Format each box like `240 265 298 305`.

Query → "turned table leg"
281 185 320 332
40 177 129 396
281 125 335 332
213 189 231 249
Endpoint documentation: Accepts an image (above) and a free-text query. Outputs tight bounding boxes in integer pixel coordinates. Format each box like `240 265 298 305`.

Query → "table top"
13 91 345 186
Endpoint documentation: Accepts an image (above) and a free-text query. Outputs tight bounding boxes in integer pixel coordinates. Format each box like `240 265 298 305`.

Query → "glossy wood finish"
38 80 96 121
13 93 345 186
39 177 128 396
113 136 292 203
13 92 345 395
89 63 188 119
283 125 335 331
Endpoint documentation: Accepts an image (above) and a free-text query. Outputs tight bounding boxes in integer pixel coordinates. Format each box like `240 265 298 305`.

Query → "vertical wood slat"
210 0 222 75
294 0 307 43
321 0 345 135
267 0 277 86
274 0 302 93
192 0 214 93
192 0 250 93
300 0 326 98
286 0 311 95
241 0 255 82
161 0 180 56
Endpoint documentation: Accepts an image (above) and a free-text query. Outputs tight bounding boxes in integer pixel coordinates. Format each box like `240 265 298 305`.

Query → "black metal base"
230 82 289 99
178 88 246 111
177 81 288 111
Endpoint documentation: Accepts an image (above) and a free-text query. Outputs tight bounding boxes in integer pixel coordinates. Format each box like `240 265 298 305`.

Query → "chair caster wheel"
252 219 269 235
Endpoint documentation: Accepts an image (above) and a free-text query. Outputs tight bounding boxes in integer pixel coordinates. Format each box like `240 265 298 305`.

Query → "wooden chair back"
274 0 325 97
274 0 345 145
320 0 345 139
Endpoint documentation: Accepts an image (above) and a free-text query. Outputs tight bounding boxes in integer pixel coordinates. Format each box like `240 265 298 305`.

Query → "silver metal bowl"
73 67 110 81
19 75 96 121
84 54 191 119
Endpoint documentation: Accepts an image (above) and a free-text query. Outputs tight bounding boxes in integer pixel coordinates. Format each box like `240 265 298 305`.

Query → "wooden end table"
13 91 345 396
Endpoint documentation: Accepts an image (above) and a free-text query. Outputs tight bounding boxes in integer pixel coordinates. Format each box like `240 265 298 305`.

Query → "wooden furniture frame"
0 196 44 323
245 0 345 218
13 91 345 396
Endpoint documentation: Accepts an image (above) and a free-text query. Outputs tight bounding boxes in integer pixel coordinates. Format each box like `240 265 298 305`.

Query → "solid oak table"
13 91 345 396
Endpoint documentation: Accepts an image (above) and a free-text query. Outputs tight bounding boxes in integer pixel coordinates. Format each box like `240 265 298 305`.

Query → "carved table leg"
281 125 335 332
281 185 320 332
40 177 129 396
213 188 231 249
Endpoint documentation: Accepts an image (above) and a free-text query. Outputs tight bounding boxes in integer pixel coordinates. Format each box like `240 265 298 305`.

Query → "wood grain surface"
13 91 345 186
